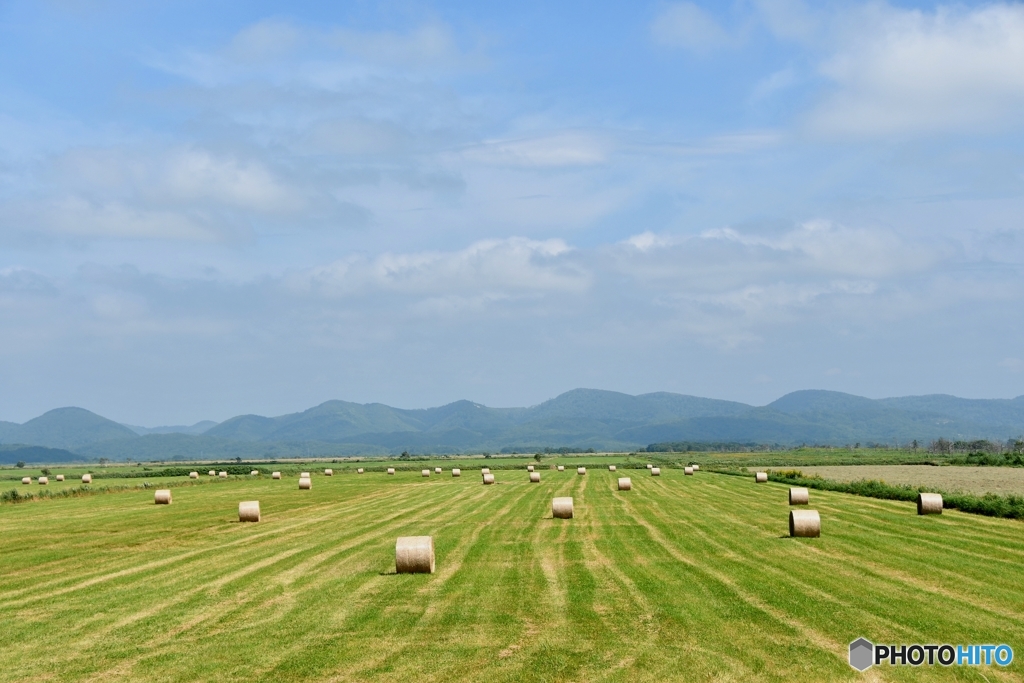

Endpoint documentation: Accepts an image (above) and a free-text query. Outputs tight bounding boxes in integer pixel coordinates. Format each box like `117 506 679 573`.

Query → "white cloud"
463 132 610 168
651 2 733 54
291 237 588 299
811 3 1024 135
750 67 798 101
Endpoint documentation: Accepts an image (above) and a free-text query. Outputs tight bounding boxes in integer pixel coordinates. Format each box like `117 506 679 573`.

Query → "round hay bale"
387 468 395 475
755 472 768 483
481 467 490 474
324 469 333 476
357 468 364 474
577 467 586 475
527 465 535 472
300 472 310 478
789 487 809 505
692 464 700 471
451 468 461 477
395 536 435 574
434 467 441 474
647 464 653 469
421 469 430 477
38 477 48 485
272 471 281 479
55 475 65 482
557 465 565 471
154 489 172 505
219 471 228 478
789 509 820 537
299 477 312 490
483 473 495 485
608 465 616 471
917 492 943 515
250 470 259 476
208 470 216 476
189 471 199 479
651 467 661 476
82 474 92 484
684 467 693 475
552 496 574 519
21 477 31 485
618 477 632 491
530 472 540 483
238 501 260 523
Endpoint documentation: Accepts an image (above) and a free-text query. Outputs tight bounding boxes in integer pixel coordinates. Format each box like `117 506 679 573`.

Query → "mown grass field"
788 465 1024 497
1 465 1022 682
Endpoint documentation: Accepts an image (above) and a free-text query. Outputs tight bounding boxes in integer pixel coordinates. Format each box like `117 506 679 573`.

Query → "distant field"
794 465 1024 497
1 462 1022 681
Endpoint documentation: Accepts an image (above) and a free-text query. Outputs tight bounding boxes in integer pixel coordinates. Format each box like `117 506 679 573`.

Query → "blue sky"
1 0 1023 425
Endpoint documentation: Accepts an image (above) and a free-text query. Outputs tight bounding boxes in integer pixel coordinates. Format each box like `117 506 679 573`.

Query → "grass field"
785 465 1024 497
1 465 1022 682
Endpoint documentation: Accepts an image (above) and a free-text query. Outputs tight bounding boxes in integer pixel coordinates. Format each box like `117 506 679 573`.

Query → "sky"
1 0 1024 425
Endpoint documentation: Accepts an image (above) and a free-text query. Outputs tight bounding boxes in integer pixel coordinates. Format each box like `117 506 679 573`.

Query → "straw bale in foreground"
789 510 820 537
917 492 942 515
552 496 574 519
239 501 260 523
395 536 434 574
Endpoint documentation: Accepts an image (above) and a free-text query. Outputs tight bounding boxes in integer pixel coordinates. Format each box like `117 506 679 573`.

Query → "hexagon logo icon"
849 638 874 671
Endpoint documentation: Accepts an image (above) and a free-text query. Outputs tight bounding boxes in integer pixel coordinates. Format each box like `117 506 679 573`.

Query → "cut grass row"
0 468 1021 681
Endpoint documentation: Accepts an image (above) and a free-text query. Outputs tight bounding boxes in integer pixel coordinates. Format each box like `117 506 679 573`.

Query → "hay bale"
917 492 943 515
55 475 64 482
324 469 333 476
481 468 490 474
530 472 541 483
272 472 281 479
651 467 661 476
684 467 693 475
647 464 653 469
434 467 442 474
299 477 312 490
608 465 616 471
483 473 495 485
239 501 260 523
557 465 565 471
618 477 631 491
452 468 461 477
357 468 364 474
421 469 430 477
395 536 435 574
154 489 172 505
82 474 92 484
219 471 228 478
208 470 216 476
755 472 768 483
552 496 574 519
38 477 48 485
789 487 809 505
251 470 259 476
527 465 535 472
789 510 820 537
300 472 310 478
21 477 30 485
189 471 199 479
387 468 395 475
577 467 586 475
692 464 700 471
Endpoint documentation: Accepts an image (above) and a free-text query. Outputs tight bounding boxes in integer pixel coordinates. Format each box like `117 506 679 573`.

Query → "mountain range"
1 389 1023 462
